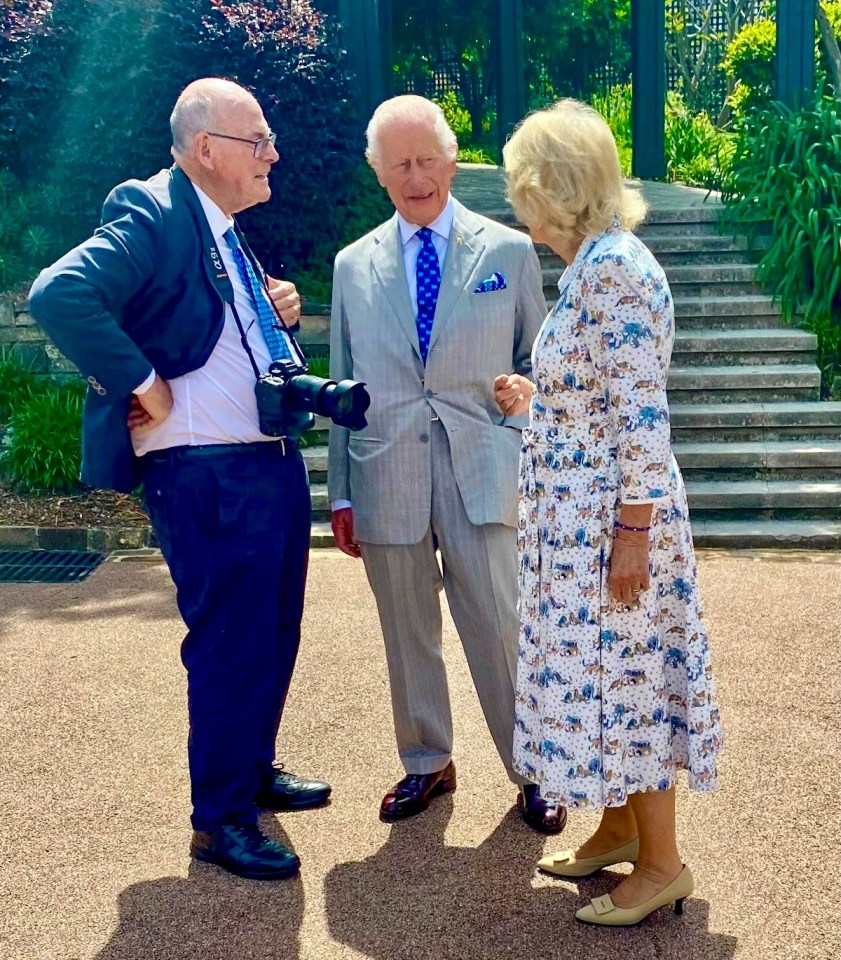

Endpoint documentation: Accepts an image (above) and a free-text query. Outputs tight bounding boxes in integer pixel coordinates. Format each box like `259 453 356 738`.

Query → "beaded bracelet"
614 521 651 533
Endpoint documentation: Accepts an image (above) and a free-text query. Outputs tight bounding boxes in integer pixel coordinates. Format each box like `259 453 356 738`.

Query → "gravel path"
0 550 838 960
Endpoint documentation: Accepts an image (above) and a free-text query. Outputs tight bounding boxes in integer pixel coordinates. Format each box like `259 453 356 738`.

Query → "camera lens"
284 374 370 431
320 380 370 430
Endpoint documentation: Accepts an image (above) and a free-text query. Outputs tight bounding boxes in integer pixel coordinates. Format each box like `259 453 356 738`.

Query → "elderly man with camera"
28 78 362 881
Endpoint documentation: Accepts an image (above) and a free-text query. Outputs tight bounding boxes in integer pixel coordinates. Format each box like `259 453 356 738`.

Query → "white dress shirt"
131 182 295 455
332 195 455 512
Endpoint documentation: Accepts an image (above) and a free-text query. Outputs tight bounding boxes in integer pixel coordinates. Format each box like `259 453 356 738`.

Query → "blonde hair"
503 99 646 249
366 95 457 167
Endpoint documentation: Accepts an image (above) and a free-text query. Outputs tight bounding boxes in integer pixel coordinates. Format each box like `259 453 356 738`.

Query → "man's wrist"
133 369 157 395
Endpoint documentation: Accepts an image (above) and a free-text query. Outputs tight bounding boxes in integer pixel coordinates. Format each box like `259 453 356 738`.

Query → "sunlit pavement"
0 549 838 960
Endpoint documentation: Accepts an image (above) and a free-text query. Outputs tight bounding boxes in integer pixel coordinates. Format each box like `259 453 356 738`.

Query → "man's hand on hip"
267 277 302 326
332 507 361 559
128 375 173 431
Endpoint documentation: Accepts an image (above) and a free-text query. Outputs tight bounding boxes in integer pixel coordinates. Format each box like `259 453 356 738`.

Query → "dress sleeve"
579 253 672 503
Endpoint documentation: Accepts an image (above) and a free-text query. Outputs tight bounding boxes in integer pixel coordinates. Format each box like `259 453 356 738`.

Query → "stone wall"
1 292 331 375
0 293 78 378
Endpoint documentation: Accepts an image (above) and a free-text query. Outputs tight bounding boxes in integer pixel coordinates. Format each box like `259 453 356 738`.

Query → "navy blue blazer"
29 166 279 492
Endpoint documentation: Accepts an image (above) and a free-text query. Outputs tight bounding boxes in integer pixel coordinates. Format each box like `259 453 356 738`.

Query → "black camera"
255 359 370 437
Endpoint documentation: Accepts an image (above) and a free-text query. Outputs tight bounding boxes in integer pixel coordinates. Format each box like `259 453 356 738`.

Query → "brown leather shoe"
518 784 568 835
380 761 457 821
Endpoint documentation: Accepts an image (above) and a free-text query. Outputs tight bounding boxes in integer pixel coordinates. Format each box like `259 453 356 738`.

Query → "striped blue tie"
415 226 441 364
224 227 292 362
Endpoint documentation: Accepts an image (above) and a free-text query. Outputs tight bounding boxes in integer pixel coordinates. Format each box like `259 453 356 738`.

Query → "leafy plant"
0 348 44 423
0 168 56 291
2 0 360 281
590 83 632 175
434 91 473 143
722 5 841 117
720 95 841 394
295 163 392 305
457 146 497 165
667 0 765 122
721 17 776 114
665 91 734 190
3 380 86 491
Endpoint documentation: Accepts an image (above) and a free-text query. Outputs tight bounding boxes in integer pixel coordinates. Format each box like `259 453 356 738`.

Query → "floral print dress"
512 222 723 810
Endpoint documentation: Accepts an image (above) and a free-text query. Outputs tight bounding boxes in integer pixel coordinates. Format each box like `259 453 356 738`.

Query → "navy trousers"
142 441 311 832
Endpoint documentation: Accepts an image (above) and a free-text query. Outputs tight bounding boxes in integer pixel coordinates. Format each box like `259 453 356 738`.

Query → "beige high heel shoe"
537 837 639 878
575 864 694 927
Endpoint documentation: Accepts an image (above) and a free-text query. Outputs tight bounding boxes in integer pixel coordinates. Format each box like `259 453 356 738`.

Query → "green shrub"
4 380 85 491
665 92 734 191
434 91 473 143
0 348 44 423
0 168 56 292
3 0 359 281
457 146 498 165
721 17 776 111
590 84 633 177
296 163 393 305
720 95 841 394
722 5 841 116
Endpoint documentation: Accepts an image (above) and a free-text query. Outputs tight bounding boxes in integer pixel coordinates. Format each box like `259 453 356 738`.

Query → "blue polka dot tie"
224 227 292 362
415 226 441 364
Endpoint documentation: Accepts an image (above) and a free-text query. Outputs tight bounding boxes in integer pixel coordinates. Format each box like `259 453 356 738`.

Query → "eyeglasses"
206 130 277 159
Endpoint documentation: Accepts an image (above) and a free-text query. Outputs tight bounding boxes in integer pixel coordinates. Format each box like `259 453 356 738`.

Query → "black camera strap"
229 303 263 382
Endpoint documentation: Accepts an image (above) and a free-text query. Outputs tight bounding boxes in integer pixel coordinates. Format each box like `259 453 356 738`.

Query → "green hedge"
721 95 841 396
1 0 360 284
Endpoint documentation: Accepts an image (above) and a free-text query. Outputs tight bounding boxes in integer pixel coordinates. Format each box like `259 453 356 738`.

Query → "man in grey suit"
329 95 565 834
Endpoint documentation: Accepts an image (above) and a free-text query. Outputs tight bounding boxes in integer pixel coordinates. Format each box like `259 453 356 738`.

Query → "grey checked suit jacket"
328 198 546 545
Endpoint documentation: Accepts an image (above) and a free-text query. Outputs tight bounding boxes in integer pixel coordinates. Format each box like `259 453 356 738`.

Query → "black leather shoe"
190 825 300 880
380 761 457 822
518 784 568 835
255 763 332 810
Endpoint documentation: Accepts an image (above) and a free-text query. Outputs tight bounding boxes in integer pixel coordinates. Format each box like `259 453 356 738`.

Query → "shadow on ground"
93 822 305 960
324 797 738 960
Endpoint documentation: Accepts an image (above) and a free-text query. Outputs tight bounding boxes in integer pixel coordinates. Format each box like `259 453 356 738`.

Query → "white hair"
366 95 458 166
170 78 253 154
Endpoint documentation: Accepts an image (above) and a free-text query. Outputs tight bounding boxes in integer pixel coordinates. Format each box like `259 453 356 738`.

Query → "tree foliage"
0 0 360 280
391 0 630 146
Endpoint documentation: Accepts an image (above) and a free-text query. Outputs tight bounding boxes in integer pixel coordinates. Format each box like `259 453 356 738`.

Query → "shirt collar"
398 194 455 247
190 180 234 242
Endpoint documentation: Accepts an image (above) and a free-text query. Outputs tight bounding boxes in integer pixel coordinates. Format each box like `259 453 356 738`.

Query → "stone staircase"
304 194 841 549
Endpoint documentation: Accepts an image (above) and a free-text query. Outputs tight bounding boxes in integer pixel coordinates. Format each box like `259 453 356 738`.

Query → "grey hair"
170 92 215 155
170 78 253 155
366 95 458 166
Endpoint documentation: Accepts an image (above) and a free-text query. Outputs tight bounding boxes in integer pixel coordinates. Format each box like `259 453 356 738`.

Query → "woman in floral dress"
493 100 722 927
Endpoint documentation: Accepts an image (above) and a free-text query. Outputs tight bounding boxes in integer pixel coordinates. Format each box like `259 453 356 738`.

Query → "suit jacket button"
419 432 429 444
425 389 434 399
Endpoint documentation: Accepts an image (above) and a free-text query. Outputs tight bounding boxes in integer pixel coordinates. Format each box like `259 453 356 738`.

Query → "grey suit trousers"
360 421 527 785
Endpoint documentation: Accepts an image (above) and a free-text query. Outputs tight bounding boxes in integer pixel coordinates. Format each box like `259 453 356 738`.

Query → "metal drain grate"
0 550 106 584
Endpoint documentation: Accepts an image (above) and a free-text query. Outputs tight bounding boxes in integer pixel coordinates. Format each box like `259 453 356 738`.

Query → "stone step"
672 328 817 366
311 482 330 519
674 439 841 480
684 479 841 520
690 518 841 550
667 364 820 403
536 234 766 268
672 295 787 330
309 501 841 549
302 444 328 482
670 401 841 441
311 519 335 547
638 204 723 225
543 263 764 299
